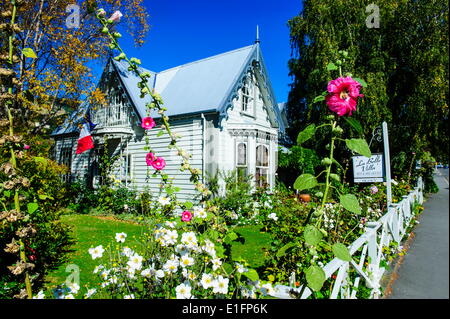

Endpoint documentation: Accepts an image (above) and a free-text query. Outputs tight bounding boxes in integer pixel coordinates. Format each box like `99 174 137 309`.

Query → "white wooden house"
51 41 290 201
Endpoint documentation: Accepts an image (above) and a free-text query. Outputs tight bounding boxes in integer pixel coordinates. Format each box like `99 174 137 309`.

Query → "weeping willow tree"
286 0 449 177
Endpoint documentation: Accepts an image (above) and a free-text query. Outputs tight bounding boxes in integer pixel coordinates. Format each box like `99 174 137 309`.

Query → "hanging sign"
352 153 384 183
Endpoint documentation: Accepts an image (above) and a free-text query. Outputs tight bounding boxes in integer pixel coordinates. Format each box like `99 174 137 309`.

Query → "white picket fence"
271 177 424 299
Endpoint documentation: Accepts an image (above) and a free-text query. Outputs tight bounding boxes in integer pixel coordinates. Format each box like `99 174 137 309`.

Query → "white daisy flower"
88 245 104 260
175 282 192 299
158 196 171 206
194 207 207 219
201 273 214 289
267 213 278 221
127 254 143 271
155 269 165 279
115 232 127 243
261 283 275 296
180 255 195 268
211 258 222 271
236 263 248 274
67 282 80 294
163 259 179 274
121 247 134 258
212 275 229 294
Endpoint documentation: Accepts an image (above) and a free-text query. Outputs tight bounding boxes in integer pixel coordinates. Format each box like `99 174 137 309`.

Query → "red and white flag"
76 122 94 154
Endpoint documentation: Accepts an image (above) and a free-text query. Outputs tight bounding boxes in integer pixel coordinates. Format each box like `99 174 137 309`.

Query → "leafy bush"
278 146 320 187
1 153 73 298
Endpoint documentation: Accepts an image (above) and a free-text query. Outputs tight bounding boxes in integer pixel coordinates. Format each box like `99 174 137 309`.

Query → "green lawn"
44 215 272 297
44 214 146 292
230 225 273 269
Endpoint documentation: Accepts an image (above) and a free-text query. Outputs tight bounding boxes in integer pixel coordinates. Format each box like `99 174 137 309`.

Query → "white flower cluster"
86 228 254 299
322 203 337 230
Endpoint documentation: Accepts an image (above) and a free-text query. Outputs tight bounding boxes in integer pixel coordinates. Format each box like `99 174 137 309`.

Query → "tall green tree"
286 0 448 174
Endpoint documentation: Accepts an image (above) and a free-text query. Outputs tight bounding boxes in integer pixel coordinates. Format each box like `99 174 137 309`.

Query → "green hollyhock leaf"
339 194 362 214
22 48 37 59
326 62 338 71
332 243 352 262
294 174 318 191
27 202 39 214
305 265 326 292
242 268 259 282
304 225 323 246
297 124 316 145
184 201 193 210
345 138 372 158
343 117 364 136
276 242 297 258
223 231 238 244
353 77 367 88
313 95 325 104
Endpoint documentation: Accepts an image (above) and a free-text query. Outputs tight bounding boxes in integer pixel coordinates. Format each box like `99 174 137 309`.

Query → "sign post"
352 121 393 209
382 121 392 208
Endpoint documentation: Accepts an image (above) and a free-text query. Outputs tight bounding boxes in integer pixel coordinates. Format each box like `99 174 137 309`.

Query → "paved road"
387 168 449 299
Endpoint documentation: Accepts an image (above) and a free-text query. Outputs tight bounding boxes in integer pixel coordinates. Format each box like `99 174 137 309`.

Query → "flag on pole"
76 110 97 155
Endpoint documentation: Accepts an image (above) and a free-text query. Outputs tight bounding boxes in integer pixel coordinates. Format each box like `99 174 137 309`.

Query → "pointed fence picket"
271 177 424 299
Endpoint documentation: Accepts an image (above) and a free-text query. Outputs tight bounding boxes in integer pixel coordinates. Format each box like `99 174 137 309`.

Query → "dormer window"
241 73 254 114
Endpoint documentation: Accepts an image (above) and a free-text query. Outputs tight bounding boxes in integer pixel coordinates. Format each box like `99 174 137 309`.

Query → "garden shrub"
0 153 73 298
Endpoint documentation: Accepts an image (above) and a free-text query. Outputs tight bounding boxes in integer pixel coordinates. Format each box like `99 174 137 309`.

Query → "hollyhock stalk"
6 0 32 299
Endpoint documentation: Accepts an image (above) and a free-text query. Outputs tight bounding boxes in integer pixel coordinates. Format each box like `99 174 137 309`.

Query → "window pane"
256 145 269 167
237 143 247 166
255 168 268 187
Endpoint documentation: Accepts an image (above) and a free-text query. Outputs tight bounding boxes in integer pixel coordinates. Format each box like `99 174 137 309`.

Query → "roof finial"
255 25 260 44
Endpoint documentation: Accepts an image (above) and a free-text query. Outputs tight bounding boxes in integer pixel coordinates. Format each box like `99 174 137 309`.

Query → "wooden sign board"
352 153 384 183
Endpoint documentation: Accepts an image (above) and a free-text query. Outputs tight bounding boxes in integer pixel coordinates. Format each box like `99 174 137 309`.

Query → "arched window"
255 145 269 187
236 142 247 178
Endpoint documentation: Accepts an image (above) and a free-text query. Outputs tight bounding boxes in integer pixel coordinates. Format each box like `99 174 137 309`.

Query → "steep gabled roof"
112 44 256 118
52 43 286 136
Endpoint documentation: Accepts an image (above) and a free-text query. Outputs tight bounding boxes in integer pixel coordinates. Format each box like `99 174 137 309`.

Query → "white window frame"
241 73 255 115
235 141 248 178
59 145 72 169
121 153 133 183
255 144 269 187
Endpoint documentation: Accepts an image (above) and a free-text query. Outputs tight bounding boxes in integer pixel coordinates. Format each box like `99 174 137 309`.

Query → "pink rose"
151 157 166 171
325 76 363 116
109 11 123 23
181 210 193 222
145 152 156 166
141 117 155 130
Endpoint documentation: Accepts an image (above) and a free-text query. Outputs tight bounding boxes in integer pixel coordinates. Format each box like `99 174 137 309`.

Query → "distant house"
51 41 289 201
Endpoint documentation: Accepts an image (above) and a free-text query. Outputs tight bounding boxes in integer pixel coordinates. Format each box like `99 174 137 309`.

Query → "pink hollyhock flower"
109 11 123 23
145 152 156 166
23 144 30 150
181 210 193 222
325 76 363 116
141 117 155 130
151 157 166 170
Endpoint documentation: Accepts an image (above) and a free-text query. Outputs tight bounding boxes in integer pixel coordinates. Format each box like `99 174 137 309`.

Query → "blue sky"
115 0 302 104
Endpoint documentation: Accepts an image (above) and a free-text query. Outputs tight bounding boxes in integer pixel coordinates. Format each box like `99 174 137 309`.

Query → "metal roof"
113 44 255 118
52 44 286 137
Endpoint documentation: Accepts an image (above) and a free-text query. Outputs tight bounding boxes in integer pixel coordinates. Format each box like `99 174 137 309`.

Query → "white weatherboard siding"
117 117 204 202
51 43 286 202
